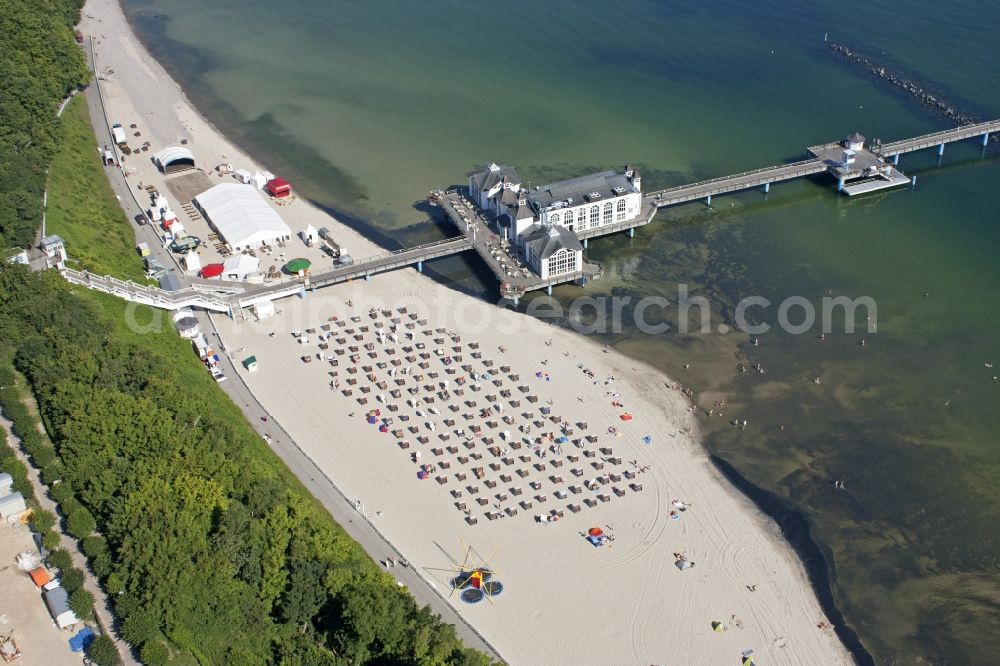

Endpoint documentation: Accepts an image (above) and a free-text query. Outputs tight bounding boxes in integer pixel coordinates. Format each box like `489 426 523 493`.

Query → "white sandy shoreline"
82 0 855 663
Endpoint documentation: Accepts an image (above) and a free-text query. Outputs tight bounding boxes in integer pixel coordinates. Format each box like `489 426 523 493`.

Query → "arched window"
577 209 587 227
616 198 627 221
589 206 600 228
603 202 613 224
550 213 560 224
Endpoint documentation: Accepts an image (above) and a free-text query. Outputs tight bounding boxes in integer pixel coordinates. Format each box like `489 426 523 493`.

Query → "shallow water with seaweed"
122 0 1000 661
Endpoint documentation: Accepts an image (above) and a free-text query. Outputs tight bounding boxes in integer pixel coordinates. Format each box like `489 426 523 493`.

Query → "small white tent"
0 491 26 519
182 250 202 273
252 171 268 190
43 587 80 629
223 254 260 280
251 299 276 320
301 225 318 246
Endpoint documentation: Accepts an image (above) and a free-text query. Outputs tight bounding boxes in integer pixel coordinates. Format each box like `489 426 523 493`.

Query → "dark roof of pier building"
468 163 521 193
526 170 637 212
522 224 584 260
496 188 520 206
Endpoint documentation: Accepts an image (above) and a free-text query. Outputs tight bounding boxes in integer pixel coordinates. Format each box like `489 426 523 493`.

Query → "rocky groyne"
827 41 984 128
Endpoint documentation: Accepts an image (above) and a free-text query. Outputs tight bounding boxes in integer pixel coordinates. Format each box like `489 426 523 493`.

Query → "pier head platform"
808 134 910 196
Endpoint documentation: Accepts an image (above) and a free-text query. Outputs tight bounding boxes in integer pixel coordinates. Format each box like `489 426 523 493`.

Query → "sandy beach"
81 0 854 663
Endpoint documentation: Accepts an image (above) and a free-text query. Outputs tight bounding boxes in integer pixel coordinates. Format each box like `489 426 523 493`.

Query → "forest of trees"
0 266 493 665
0 0 493 663
0 0 88 248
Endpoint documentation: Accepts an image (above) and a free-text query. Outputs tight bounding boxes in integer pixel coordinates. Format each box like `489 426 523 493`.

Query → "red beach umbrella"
199 263 224 278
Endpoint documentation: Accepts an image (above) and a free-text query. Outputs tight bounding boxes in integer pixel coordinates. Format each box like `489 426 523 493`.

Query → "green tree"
139 640 169 666
68 587 95 620
49 480 74 503
87 635 122 666
121 608 159 646
30 508 56 533
60 566 85 593
82 535 108 558
279 559 328 630
66 506 96 539
42 530 61 549
30 444 57 468
46 548 72 572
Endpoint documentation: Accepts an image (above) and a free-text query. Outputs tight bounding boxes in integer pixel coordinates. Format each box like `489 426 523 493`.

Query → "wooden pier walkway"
233 236 474 307
66 119 998 312
878 118 1000 156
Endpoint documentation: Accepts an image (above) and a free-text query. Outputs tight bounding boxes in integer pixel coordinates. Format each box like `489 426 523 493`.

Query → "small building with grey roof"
520 224 583 280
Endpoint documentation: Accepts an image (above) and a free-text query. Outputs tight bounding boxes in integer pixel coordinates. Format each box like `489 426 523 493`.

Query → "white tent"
43 587 80 629
223 254 260 280
194 183 291 251
170 221 187 238
0 472 13 496
233 169 253 184
0 491 25 519
301 224 318 246
153 146 196 174
181 250 201 272
155 195 169 210
251 299 276 320
252 171 268 190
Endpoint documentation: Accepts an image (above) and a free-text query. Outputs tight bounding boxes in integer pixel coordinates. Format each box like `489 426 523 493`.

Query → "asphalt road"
82 69 505 663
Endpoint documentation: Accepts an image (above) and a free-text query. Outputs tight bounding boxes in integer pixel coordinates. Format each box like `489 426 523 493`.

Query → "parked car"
169 236 202 253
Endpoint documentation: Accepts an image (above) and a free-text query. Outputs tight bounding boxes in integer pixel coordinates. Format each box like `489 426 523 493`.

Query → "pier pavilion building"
467 163 643 278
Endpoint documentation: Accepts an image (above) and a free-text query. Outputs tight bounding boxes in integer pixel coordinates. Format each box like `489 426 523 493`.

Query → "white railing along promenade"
63 269 232 312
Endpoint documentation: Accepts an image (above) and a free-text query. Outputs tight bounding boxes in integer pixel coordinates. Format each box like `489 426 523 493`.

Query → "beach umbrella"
417 470 428 480
367 415 377 425
642 435 652 445
711 621 725 633
379 424 389 433
556 436 568 444
620 413 633 421
285 257 311 273
199 263 224 278
588 527 603 537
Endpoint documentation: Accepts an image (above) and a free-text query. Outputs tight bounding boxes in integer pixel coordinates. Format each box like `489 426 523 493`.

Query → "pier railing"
645 157 826 207
63 269 232 313
879 118 1000 156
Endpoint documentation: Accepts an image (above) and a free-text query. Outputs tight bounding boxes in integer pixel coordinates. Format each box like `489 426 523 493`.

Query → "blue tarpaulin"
68 627 94 652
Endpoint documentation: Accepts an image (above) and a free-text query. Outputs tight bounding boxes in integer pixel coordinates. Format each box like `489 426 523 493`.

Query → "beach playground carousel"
450 542 504 605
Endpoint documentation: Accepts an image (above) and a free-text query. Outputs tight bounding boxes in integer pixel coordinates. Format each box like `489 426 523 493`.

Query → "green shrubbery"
0 0 88 248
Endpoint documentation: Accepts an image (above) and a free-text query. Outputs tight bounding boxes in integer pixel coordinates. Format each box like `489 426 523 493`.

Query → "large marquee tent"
194 183 291 251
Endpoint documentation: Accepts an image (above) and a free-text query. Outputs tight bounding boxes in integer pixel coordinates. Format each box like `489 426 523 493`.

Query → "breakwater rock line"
827 41 991 134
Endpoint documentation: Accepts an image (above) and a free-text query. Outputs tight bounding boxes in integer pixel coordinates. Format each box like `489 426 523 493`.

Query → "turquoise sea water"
123 0 1000 662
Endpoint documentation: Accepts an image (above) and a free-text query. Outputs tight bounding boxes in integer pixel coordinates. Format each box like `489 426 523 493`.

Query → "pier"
66 120 999 313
